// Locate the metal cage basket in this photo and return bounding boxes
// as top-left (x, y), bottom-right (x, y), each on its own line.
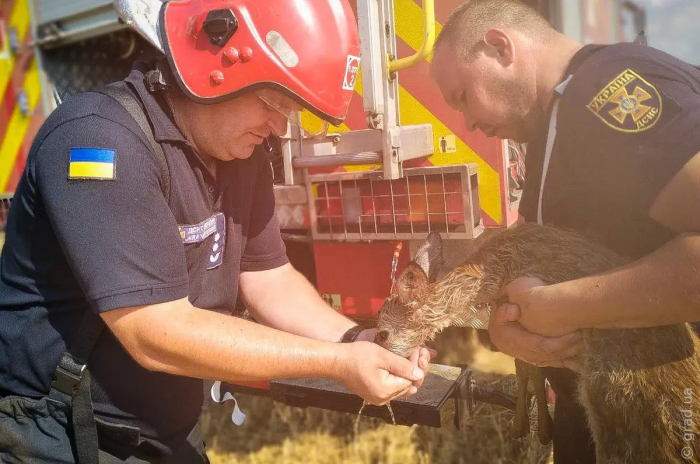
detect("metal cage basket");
top-left (307, 164), bottom-right (483, 241)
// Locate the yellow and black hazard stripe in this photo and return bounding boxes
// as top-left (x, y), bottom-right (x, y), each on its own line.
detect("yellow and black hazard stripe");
top-left (329, 0), bottom-right (506, 225)
top-left (0, 0), bottom-right (43, 193)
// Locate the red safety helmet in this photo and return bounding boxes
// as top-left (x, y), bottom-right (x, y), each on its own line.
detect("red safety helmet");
top-left (159, 0), bottom-right (360, 126)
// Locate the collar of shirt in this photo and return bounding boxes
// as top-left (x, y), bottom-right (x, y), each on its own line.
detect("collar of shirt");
top-left (123, 60), bottom-right (269, 191)
top-left (520, 44), bottom-right (607, 222)
top-left (124, 61), bottom-right (243, 189)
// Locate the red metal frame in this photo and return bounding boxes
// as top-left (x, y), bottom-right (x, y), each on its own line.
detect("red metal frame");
top-left (313, 240), bottom-right (410, 320)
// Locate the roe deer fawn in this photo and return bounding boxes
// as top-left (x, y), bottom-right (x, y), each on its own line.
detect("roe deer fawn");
top-left (376, 224), bottom-right (700, 464)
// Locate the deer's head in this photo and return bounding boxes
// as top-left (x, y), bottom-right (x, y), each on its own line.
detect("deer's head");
top-left (375, 232), bottom-right (444, 358)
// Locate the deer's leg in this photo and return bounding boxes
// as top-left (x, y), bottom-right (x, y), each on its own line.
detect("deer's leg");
top-left (530, 365), bottom-right (554, 445)
top-left (513, 359), bottom-right (531, 439)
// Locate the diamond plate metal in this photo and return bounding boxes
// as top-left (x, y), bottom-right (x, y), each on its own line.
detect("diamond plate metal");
top-left (276, 204), bottom-right (308, 230)
top-left (274, 185), bottom-right (308, 229)
top-left (40, 30), bottom-right (161, 104)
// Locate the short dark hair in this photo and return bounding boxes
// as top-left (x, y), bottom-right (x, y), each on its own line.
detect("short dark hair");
top-left (434, 0), bottom-right (554, 59)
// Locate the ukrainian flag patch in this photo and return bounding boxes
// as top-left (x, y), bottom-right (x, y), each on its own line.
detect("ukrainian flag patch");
top-left (68, 148), bottom-right (116, 180)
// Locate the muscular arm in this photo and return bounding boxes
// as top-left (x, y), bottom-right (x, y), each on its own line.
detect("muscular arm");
top-left (101, 297), bottom-right (424, 405)
top-left (239, 263), bottom-right (369, 342)
top-left (512, 151), bottom-right (700, 335)
top-left (531, 233), bottom-right (700, 331)
top-left (101, 297), bottom-right (346, 382)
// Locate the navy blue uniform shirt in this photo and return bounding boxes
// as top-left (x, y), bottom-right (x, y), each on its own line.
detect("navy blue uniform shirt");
top-left (0, 61), bottom-right (288, 452)
top-left (519, 42), bottom-right (700, 464)
top-left (521, 43), bottom-right (700, 258)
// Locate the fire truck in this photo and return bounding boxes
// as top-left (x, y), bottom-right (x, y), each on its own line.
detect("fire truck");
top-left (0, 0), bottom-right (646, 427)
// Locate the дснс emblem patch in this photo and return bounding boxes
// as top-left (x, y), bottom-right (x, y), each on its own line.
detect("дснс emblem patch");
top-left (586, 69), bottom-right (662, 133)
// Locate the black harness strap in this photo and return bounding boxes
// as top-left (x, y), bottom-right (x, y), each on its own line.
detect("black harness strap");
top-left (99, 85), bottom-right (171, 202)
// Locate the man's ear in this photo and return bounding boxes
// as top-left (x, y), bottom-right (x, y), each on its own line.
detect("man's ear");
top-left (483, 28), bottom-right (514, 66)
top-left (413, 231), bottom-right (444, 284)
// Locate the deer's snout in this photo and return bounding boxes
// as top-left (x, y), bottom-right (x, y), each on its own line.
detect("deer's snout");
top-left (374, 330), bottom-right (389, 345)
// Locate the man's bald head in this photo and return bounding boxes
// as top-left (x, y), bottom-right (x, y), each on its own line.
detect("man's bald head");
top-left (429, 1), bottom-right (581, 143)
top-left (434, 0), bottom-right (555, 60)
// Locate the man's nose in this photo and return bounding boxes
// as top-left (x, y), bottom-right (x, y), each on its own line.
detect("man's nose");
top-left (462, 112), bottom-right (478, 132)
top-left (268, 112), bottom-right (288, 136)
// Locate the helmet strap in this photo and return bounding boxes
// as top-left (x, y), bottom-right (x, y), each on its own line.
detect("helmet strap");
top-left (144, 59), bottom-right (172, 93)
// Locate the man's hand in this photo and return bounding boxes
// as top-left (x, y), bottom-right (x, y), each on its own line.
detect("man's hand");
top-left (354, 328), bottom-right (433, 399)
top-left (394, 345), bottom-right (432, 399)
top-left (500, 277), bottom-right (579, 337)
top-left (336, 341), bottom-right (427, 405)
top-left (488, 302), bottom-right (584, 372)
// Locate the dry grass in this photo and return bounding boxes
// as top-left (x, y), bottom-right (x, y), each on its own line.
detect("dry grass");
top-left (203, 327), bottom-right (552, 464)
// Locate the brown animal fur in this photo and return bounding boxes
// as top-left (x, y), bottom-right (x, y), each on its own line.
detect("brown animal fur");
top-left (376, 223), bottom-right (700, 464)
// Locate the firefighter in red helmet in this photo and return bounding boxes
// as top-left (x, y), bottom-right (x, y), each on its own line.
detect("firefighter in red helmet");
top-left (161, 0), bottom-right (360, 126)
top-left (0, 1), bottom-right (431, 462)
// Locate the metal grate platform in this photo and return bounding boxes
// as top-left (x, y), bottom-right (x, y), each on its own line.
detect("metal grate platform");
top-left (269, 363), bottom-right (470, 428)
top-left (227, 362), bottom-right (518, 429)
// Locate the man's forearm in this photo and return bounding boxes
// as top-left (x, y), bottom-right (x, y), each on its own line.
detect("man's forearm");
top-left (104, 298), bottom-right (348, 383)
top-left (240, 264), bottom-right (358, 342)
top-left (539, 233), bottom-right (700, 330)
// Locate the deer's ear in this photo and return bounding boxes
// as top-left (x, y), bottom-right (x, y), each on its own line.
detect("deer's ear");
top-left (396, 262), bottom-right (430, 305)
top-left (413, 232), bottom-right (444, 283)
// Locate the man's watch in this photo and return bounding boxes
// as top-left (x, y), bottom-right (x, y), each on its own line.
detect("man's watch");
top-left (340, 325), bottom-right (364, 343)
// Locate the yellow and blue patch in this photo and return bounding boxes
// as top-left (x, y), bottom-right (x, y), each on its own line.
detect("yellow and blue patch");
top-left (586, 69), bottom-right (662, 133)
top-left (68, 148), bottom-right (116, 180)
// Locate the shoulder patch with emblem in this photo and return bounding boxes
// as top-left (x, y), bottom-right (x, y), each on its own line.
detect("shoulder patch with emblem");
top-left (69, 148), bottom-right (116, 180)
top-left (586, 69), bottom-right (662, 133)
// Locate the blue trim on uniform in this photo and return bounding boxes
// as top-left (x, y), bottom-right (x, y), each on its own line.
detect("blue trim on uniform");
top-left (69, 148), bottom-right (116, 164)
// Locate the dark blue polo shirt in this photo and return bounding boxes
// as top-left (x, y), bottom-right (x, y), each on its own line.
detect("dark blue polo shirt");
top-left (518, 44), bottom-right (700, 464)
top-left (521, 43), bottom-right (700, 258)
top-left (0, 61), bottom-right (288, 453)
